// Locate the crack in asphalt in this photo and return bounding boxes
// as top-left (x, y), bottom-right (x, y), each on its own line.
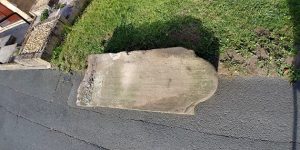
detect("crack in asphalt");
top-left (0, 81), bottom-right (298, 146)
top-left (130, 119), bottom-right (299, 145)
top-left (0, 105), bottom-right (109, 150)
top-left (54, 73), bottom-right (63, 92)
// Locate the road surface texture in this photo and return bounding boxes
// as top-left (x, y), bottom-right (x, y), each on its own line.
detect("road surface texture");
top-left (0, 69), bottom-right (300, 150)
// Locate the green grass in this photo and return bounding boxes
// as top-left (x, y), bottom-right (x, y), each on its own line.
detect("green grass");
top-left (53, 0), bottom-right (297, 74)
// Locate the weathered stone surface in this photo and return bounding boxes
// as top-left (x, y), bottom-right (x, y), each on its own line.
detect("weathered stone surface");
top-left (77, 47), bottom-right (218, 115)
top-left (0, 44), bottom-right (17, 64)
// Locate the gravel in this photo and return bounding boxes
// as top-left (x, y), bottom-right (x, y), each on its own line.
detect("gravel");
top-left (22, 20), bottom-right (56, 53)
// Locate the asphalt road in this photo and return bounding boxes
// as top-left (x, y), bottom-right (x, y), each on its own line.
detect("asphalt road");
top-left (0, 69), bottom-right (299, 150)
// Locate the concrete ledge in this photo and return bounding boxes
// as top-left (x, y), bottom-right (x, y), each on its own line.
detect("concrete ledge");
top-left (0, 58), bottom-right (51, 70)
top-left (0, 64), bottom-right (50, 70)
top-left (76, 47), bottom-right (218, 115)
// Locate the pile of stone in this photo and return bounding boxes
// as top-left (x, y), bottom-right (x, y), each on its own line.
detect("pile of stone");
top-left (22, 20), bottom-right (56, 54)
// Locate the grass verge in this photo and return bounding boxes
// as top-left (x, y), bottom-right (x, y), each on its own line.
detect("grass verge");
top-left (53, 0), bottom-right (297, 79)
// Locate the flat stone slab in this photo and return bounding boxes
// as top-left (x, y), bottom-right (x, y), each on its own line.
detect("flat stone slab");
top-left (77, 47), bottom-right (218, 115)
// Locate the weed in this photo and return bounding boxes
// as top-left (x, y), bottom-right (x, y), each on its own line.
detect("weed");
top-left (40, 9), bottom-right (49, 22)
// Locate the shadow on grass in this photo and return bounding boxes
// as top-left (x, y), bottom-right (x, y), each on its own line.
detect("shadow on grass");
top-left (288, 0), bottom-right (300, 149)
top-left (103, 16), bottom-right (220, 69)
top-left (288, 0), bottom-right (300, 78)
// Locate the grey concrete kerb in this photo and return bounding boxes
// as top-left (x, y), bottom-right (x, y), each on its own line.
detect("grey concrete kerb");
top-left (0, 58), bottom-right (51, 70)
top-left (76, 47), bottom-right (218, 115)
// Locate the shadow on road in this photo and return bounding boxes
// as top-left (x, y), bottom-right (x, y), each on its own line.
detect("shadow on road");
top-left (103, 16), bottom-right (220, 70)
top-left (293, 82), bottom-right (299, 150)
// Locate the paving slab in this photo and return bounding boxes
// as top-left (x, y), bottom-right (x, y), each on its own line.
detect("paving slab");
top-left (0, 35), bottom-right (16, 48)
top-left (0, 43), bottom-right (17, 64)
top-left (77, 47), bottom-right (218, 115)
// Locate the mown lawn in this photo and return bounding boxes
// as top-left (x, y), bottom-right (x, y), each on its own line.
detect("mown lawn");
top-left (53, 0), bottom-right (298, 77)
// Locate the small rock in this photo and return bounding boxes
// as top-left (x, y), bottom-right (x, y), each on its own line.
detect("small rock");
top-left (247, 56), bottom-right (258, 65)
top-left (233, 71), bottom-right (239, 76)
top-left (283, 68), bottom-right (290, 76)
top-left (218, 63), bottom-right (230, 75)
top-left (233, 53), bottom-right (244, 63)
top-left (285, 56), bottom-right (294, 65)
top-left (219, 53), bottom-right (230, 62)
top-left (257, 67), bottom-right (268, 76)
top-left (246, 56), bottom-right (258, 74)
top-left (225, 50), bottom-right (234, 59)
top-left (256, 46), bottom-right (269, 60)
top-left (254, 27), bottom-right (271, 37)
top-left (226, 50), bottom-right (244, 63)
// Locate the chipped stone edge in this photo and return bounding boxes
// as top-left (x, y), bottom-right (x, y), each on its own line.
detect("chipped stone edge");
top-left (76, 56), bottom-right (97, 107)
